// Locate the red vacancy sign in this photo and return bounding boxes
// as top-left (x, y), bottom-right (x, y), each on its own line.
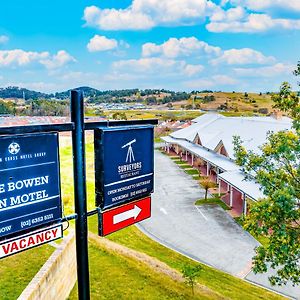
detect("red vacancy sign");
top-left (99, 196), bottom-right (151, 236)
top-left (0, 223), bottom-right (63, 259)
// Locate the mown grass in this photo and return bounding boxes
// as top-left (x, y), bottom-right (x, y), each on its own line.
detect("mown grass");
top-left (170, 156), bottom-right (180, 160)
top-left (195, 197), bottom-right (231, 211)
top-left (68, 240), bottom-right (220, 300)
top-left (174, 160), bottom-right (189, 165)
top-left (0, 244), bottom-right (54, 300)
top-left (185, 169), bottom-right (200, 175)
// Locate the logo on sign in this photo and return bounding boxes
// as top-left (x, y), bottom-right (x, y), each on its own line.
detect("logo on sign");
top-left (8, 142), bottom-right (20, 155)
top-left (122, 139), bottom-right (136, 163)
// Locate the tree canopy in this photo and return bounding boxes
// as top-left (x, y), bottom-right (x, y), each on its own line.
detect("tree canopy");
top-left (233, 62), bottom-right (300, 286)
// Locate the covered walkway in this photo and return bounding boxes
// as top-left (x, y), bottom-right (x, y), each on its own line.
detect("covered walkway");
top-left (162, 136), bottom-right (264, 216)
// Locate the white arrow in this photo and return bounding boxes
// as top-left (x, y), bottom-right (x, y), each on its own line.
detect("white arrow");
top-left (113, 205), bottom-right (142, 225)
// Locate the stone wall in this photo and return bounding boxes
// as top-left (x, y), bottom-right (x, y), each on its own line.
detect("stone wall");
top-left (18, 231), bottom-right (77, 300)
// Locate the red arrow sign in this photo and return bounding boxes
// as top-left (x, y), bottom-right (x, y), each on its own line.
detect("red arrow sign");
top-left (100, 196), bottom-right (151, 236)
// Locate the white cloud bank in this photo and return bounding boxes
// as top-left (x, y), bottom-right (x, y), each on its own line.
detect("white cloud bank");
top-left (83, 0), bottom-right (300, 33)
top-left (142, 37), bottom-right (221, 58)
top-left (87, 35), bottom-right (118, 52)
top-left (113, 57), bottom-right (203, 77)
top-left (207, 13), bottom-right (300, 33)
top-left (234, 63), bottom-right (294, 77)
top-left (225, 0), bottom-right (300, 12)
top-left (0, 49), bottom-right (75, 69)
top-left (210, 48), bottom-right (275, 65)
top-left (83, 0), bottom-right (216, 30)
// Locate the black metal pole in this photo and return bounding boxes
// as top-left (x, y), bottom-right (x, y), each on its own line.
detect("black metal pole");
top-left (71, 90), bottom-right (90, 300)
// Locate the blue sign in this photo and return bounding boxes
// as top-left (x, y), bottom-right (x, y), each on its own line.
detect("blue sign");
top-left (0, 133), bottom-right (62, 239)
top-left (95, 126), bottom-right (154, 210)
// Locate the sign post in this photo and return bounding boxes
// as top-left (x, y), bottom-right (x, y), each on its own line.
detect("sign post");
top-left (71, 90), bottom-right (90, 300)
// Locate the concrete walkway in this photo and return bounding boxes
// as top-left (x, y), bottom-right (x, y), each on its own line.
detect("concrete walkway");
top-left (139, 151), bottom-right (300, 299)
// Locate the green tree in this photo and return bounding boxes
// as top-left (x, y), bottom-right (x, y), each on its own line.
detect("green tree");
top-left (233, 63), bottom-right (300, 286)
top-left (200, 179), bottom-right (215, 201)
top-left (181, 265), bottom-right (202, 295)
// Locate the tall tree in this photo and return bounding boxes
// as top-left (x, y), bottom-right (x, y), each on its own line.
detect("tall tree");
top-left (233, 63), bottom-right (300, 286)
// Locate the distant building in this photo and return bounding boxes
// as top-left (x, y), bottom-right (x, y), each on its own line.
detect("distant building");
top-left (162, 113), bottom-right (292, 216)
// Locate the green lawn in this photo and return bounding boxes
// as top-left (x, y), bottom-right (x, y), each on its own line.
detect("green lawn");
top-left (0, 244), bottom-right (54, 300)
top-left (173, 160), bottom-right (188, 165)
top-left (195, 197), bottom-right (231, 211)
top-left (68, 240), bottom-right (220, 300)
top-left (185, 168), bottom-right (200, 175)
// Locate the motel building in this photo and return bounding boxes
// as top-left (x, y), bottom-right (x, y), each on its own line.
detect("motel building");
top-left (161, 113), bottom-right (292, 216)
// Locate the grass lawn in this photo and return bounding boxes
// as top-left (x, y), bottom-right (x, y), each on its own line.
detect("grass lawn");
top-left (0, 244), bottom-right (55, 300)
top-left (170, 156), bottom-right (180, 160)
top-left (173, 160), bottom-right (189, 165)
top-left (178, 164), bottom-right (192, 169)
top-left (195, 197), bottom-right (231, 211)
top-left (185, 168), bottom-right (200, 175)
top-left (68, 240), bottom-right (219, 300)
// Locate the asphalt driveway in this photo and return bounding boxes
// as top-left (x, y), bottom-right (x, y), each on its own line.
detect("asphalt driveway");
top-left (138, 150), bottom-right (300, 299)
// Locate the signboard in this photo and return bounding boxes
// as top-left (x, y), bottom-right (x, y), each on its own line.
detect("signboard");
top-left (0, 223), bottom-right (63, 259)
top-left (0, 133), bottom-right (62, 239)
top-left (95, 126), bottom-right (154, 210)
top-left (99, 196), bottom-right (151, 236)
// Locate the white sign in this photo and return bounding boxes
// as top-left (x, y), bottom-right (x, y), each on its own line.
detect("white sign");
top-left (0, 223), bottom-right (62, 259)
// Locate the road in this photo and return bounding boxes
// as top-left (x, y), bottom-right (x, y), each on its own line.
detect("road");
top-left (139, 150), bottom-right (300, 299)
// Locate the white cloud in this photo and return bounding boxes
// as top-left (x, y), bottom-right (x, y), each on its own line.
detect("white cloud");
top-left (0, 49), bottom-right (76, 69)
top-left (83, 0), bottom-right (217, 30)
top-left (83, 5), bottom-right (154, 30)
top-left (184, 74), bottom-right (238, 89)
top-left (142, 37), bottom-right (221, 58)
top-left (0, 35), bottom-right (9, 44)
top-left (40, 50), bottom-right (76, 69)
top-left (113, 57), bottom-right (203, 77)
top-left (0, 49), bottom-right (49, 67)
top-left (212, 74), bottom-right (238, 85)
top-left (183, 64), bottom-right (204, 76)
top-left (87, 35), bottom-right (118, 52)
top-left (228, 0), bottom-right (300, 12)
top-left (234, 63), bottom-right (294, 77)
top-left (210, 48), bottom-right (275, 65)
top-left (210, 6), bottom-right (246, 22)
top-left (207, 12), bottom-right (300, 33)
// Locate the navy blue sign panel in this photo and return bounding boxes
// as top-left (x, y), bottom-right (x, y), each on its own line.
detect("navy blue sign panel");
top-left (0, 133), bottom-right (62, 239)
top-left (95, 126), bottom-right (154, 210)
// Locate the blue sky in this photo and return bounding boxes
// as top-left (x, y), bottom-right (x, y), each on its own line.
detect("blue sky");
top-left (0, 0), bottom-right (299, 93)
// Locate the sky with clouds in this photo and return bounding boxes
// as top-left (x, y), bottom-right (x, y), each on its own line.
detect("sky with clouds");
top-left (0, 0), bottom-right (299, 93)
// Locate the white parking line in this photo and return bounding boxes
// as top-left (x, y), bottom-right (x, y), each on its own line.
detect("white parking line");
top-left (195, 206), bottom-right (208, 221)
top-left (160, 207), bottom-right (168, 215)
